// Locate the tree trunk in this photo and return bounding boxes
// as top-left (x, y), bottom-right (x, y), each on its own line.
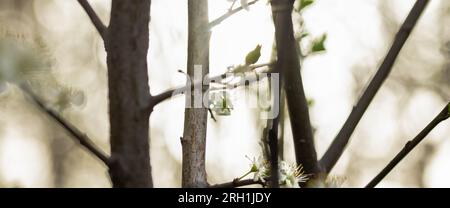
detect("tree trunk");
top-left (106, 0), bottom-right (153, 188)
top-left (271, 0), bottom-right (320, 176)
top-left (181, 0), bottom-right (210, 188)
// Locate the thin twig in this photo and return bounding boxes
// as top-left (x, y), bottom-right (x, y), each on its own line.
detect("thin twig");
top-left (319, 0), bottom-right (430, 173)
top-left (366, 102), bottom-right (449, 188)
top-left (229, 0), bottom-right (238, 11)
top-left (20, 85), bottom-right (110, 166)
top-left (208, 108), bottom-right (217, 122)
top-left (210, 179), bottom-right (265, 188)
top-left (149, 63), bottom-right (273, 109)
top-left (77, 0), bottom-right (107, 39)
top-left (208, 0), bottom-right (260, 29)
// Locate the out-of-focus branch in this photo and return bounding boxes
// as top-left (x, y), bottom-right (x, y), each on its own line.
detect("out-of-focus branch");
top-left (210, 179), bottom-right (265, 188)
top-left (20, 85), bottom-right (110, 166)
top-left (320, 0), bottom-right (430, 173)
top-left (366, 102), bottom-right (450, 188)
top-left (208, 0), bottom-right (260, 29)
top-left (77, 0), bottom-right (107, 39)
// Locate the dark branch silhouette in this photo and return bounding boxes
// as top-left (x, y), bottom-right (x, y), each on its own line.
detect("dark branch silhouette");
top-left (267, 115), bottom-right (280, 188)
top-left (320, 0), bottom-right (430, 173)
top-left (366, 102), bottom-right (450, 188)
top-left (107, 0), bottom-right (153, 188)
top-left (271, 0), bottom-right (320, 177)
top-left (209, 0), bottom-right (260, 29)
top-left (77, 0), bottom-right (108, 39)
top-left (210, 179), bottom-right (265, 188)
top-left (20, 85), bottom-right (110, 166)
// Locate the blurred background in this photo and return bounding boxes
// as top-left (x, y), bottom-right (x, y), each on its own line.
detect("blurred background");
top-left (0, 0), bottom-right (448, 188)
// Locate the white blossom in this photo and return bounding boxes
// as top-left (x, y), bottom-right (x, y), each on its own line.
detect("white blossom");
top-left (248, 156), bottom-right (270, 182)
top-left (278, 161), bottom-right (309, 188)
top-left (209, 91), bottom-right (233, 116)
top-left (246, 156), bottom-right (309, 187)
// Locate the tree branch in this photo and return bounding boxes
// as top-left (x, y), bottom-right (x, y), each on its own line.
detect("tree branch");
top-left (268, 111), bottom-right (280, 188)
top-left (182, 0), bottom-right (211, 188)
top-left (366, 102), bottom-right (450, 188)
top-left (266, 58), bottom-right (280, 188)
top-left (271, 0), bottom-right (320, 177)
top-left (77, 0), bottom-right (107, 39)
top-left (278, 89), bottom-right (286, 160)
top-left (228, 0), bottom-right (238, 11)
top-left (149, 63), bottom-right (273, 109)
top-left (320, 0), bottom-right (430, 173)
top-left (208, 0), bottom-right (260, 29)
top-left (107, 0), bottom-right (153, 188)
top-left (210, 179), bottom-right (265, 188)
top-left (20, 85), bottom-right (110, 166)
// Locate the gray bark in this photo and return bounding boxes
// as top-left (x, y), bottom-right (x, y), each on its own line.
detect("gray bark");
top-left (106, 0), bottom-right (153, 188)
top-left (182, 0), bottom-right (210, 188)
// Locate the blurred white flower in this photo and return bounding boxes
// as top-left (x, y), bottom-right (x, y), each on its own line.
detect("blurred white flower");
top-left (244, 156), bottom-right (309, 187)
top-left (250, 156), bottom-right (270, 182)
top-left (209, 91), bottom-right (233, 116)
top-left (278, 161), bottom-right (309, 188)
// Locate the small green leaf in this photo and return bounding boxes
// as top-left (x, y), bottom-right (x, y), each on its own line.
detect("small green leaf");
top-left (307, 98), bottom-right (315, 107)
top-left (447, 103), bottom-right (450, 116)
top-left (299, 0), bottom-right (315, 11)
top-left (245, 44), bottom-right (262, 66)
top-left (311, 33), bottom-right (327, 53)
